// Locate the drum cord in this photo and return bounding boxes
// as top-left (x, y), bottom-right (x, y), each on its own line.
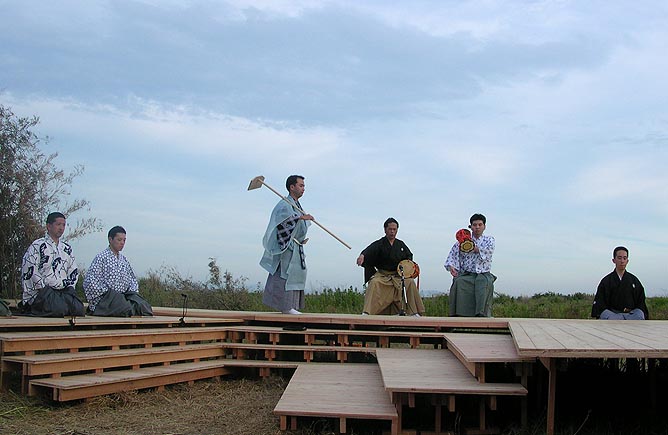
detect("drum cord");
top-left (397, 263), bottom-right (420, 316)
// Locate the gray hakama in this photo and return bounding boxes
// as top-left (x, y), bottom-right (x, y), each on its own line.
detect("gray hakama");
top-left (91, 290), bottom-right (153, 317)
top-left (21, 286), bottom-right (85, 317)
top-left (262, 270), bottom-right (305, 312)
top-left (448, 271), bottom-right (496, 317)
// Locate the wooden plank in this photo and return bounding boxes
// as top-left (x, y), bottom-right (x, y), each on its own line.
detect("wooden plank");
top-left (509, 319), bottom-right (668, 358)
top-left (222, 325), bottom-right (447, 339)
top-left (215, 360), bottom-right (301, 369)
top-left (251, 312), bottom-right (509, 330)
top-left (219, 342), bottom-right (376, 363)
top-left (29, 360), bottom-right (234, 401)
top-left (546, 358), bottom-right (556, 435)
top-left (0, 327), bottom-right (229, 353)
top-left (548, 321), bottom-right (653, 352)
top-left (507, 320), bottom-right (536, 352)
top-left (444, 333), bottom-right (534, 363)
top-left (581, 321), bottom-right (667, 349)
top-left (3, 343), bottom-right (225, 376)
top-left (0, 306), bottom-right (511, 333)
top-left (0, 315), bottom-right (240, 330)
top-left (376, 349), bottom-right (527, 396)
top-left (274, 364), bottom-right (398, 419)
top-left (219, 342), bottom-right (376, 353)
top-left (222, 325), bottom-right (447, 349)
top-left (510, 320), bottom-right (568, 353)
top-left (152, 307), bottom-right (509, 330)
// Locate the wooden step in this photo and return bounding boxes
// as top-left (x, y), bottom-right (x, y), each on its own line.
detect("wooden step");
top-left (214, 359), bottom-right (302, 378)
top-left (219, 342), bottom-right (376, 362)
top-left (0, 315), bottom-right (240, 331)
top-left (274, 363), bottom-right (398, 435)
top-left (151, 306), bottom-right (511, 330)
top-left (223, 325), bottom-right (446, 348)
top-left (376, 348), bottom-right (527, 434)
top-left (29, 360), bottom-right (233, 401)
top-left (444, 332), bottom-right (535, 381)
top-left (27, 359), bottom-right (304, 402)
top-left (376, 348), bottom-right (527, 396)
top-left (0, 326), bottom-right (229, 354)
top-left (3, 343), bottom-right (225, 377)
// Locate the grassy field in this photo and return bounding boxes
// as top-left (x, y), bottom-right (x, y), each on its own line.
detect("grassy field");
top-left (3, 270), bottom-right (667, 435)
top-left (135, 270), bottom-right (668, 319)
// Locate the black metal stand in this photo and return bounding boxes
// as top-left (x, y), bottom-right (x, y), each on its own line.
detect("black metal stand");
top-left (398, 265), bottom-right (408, 316)
top-left (178, 293), bottom-right (188, 326)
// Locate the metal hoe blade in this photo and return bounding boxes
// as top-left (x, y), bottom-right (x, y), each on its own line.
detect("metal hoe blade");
top-left (247, 175), bottom-right (265, 190)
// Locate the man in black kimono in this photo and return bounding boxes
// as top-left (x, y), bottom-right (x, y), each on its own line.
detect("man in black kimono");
top-left (591, 246), bottom-right (648, 320)
top-left (356, 218), bottom-right (424, 316)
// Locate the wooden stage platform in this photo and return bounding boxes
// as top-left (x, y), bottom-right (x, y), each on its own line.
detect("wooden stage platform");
top-left (275, 364), bottom-right (399, 434)
top-left (2, 309), bottom-right (667, 435)
top-left (0, 315), bottom-right (241, 331)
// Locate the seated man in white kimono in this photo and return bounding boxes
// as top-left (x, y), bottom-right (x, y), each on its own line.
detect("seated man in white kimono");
top-left (20, 212), bottom-right (84, 317)
top-left (84, 226), bottom-right (152, 317)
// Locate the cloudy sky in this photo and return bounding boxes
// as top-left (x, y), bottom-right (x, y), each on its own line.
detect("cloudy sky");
top-left (2, 0), bottom-right (667, 297)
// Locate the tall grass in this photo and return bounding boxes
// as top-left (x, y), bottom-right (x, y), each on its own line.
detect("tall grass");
top-left (139, 265), bottom-right (268, 312)
top-left (137, 266), bottom-right (668, 319)
top-left (305, 287), bottom-right (364, 314)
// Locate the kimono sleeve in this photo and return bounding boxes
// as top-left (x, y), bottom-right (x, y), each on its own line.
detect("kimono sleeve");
top-left (444, 243), bottom-right (460, 272)
top-left (21, 243), bottom-right (44, 297)
top-left (591, 277), bottom-right (610, 318)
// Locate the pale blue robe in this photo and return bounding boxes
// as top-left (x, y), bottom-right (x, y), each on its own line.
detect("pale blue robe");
top-left (260, 196), bottom-right (310, 311)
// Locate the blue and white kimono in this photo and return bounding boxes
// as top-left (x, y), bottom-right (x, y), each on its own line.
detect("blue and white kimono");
top-left (260, 195), bottom-right (311, 295)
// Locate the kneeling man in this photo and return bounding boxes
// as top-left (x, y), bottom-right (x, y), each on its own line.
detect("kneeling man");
top-left (356, 218), bottom-right (424, 316)
top-left (21, 212), bottom-right (84, 317)
top-left (591, 246), bottom-right (648, 320)
top-left (84, 226), bottom-right (153, 316)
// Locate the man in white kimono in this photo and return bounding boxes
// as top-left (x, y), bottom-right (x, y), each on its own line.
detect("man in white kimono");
top-left (20, 212), bottom-right (84, 317)
top-left (260, 175), bottom-right (313, 314)
top-left (84, 226), bottom-right (153, 317)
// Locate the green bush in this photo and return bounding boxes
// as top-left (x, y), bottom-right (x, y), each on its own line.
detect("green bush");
top-left (137, 263), bottom-right (667, 320)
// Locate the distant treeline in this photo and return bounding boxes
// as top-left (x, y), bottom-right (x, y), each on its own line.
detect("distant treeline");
top-left (134, 266), bottom-right (668, 320)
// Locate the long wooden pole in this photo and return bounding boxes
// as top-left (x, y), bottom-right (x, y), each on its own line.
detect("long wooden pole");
top-left (252, 177), bottom-right (351, 250)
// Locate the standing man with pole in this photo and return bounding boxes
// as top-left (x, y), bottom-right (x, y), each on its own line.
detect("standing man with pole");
top-left (259, 175), bottom-right (314, 314)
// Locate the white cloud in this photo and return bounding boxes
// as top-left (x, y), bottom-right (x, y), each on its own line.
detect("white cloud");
top-left (5, 95), bottom-right (346, 166)
top-left (3, 1), bottom-right (668, 298)
top-left (569, 156), bottom-right (668, 205)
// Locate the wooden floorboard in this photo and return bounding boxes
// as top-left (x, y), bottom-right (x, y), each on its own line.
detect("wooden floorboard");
top-left (509, 319), bottom-right (668, 358)
top-left (444, 332), bottom-right (534, 363)
top-left (0, 315), bottom-right (240, 330)
top-left (152, 307), bottom-right (510, 330)
top-left (376, 348), bottom-right (527, 396)
top-left (223, 324), bottom-right (447, 339)
top-left (0, 327), bottom-right (229, 353)
top-left (274, 363), bottom-right (397, 419)
top-left (3, 343), bottom-right (225, 376)
top-left (29, 360), bottom-right (232, 401)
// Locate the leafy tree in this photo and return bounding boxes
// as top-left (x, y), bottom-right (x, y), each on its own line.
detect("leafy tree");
top-left (208, 257), bottom-right (222, 288)
top-left (0, 104), bottom-right (100, 299)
